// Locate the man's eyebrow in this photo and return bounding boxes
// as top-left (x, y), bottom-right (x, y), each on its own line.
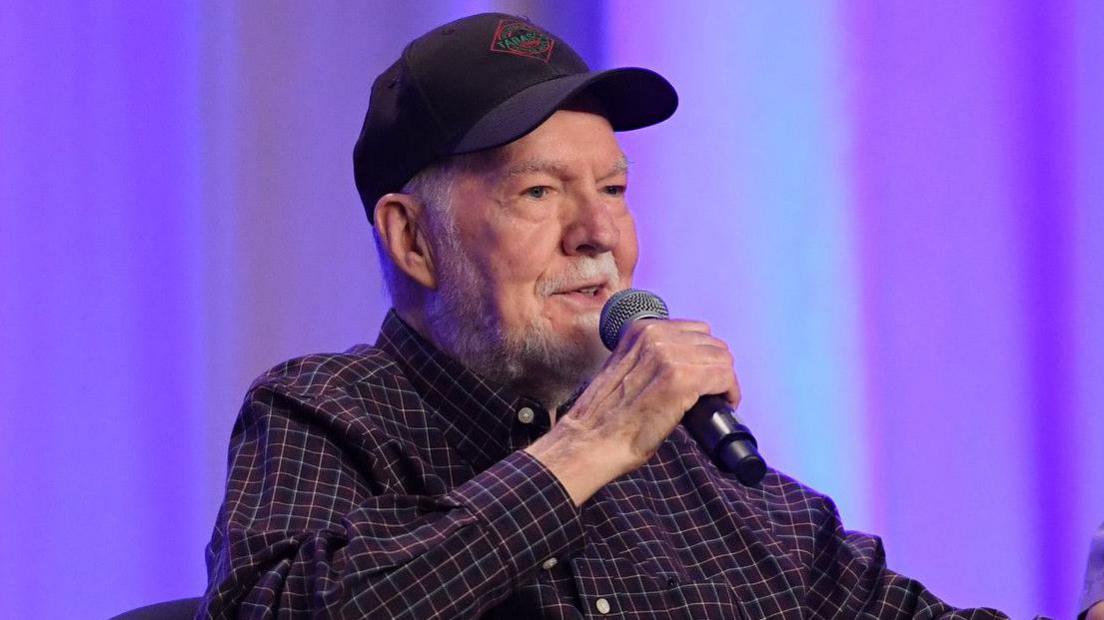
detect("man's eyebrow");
top-left (604, 157), bottom-right (630, 178)
top-left (503, 156), bottom-right (630, 179)
top-left (503, 159), bottom-right (571, 178)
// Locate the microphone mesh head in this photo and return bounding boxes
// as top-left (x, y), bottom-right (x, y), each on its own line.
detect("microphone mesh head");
top-left (599, 289), bottom-right (669, 351)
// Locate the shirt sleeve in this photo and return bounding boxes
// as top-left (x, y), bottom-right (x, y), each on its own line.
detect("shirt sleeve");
top-left (198, 384), bottom-right (586, 619)
top-left (1080, 523), bottom-right (1104, 619)
top-left (800, 494), bottom-right (1010, 619)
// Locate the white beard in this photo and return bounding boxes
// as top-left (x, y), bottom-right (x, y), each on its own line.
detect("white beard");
top-left (423, 230), bottom-right (618, 410)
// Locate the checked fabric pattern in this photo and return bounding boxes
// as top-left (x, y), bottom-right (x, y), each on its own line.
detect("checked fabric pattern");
top-left (198, 310), bottom-right (1009, 619)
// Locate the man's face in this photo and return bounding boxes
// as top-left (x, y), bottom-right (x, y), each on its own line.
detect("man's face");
top-left (423, 108), bottom-right (638, 407)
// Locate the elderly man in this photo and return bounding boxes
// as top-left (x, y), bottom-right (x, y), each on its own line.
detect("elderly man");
top-left (200, 13), bottom-right (1010, 619)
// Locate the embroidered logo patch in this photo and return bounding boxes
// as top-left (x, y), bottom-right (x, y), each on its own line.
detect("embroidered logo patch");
top-left (489, 19), bottom-right (555, 62)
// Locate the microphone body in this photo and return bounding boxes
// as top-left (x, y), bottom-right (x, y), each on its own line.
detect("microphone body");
top-left (599, 289), bottom-right (767, 486)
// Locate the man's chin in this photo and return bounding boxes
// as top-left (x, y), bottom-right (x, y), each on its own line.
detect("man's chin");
top-left (501, 323), bottom-right (606, 405)
top-left (428, 303), bottom-right (608, 407)
top-left (550, 309), bottom-right (602, 343)
top-left (549, 319), bottom-right (607, 365)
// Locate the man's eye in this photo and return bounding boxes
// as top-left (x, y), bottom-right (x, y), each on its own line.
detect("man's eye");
top-left (525, 186), bottom-right (549, 199)
top-left (603, 185), bottom-right (626, 197)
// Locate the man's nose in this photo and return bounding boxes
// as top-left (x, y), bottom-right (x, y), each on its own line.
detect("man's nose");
top-left (562, 190), bottom-right (620, 256)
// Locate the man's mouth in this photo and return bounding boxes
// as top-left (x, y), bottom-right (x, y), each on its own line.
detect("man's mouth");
top-left (539, 256), bottom-right (622, 305)
top-left (551, 282), bottom-right (612, 306)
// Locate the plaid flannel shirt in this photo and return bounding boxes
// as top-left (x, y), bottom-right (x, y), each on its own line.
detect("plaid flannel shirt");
top-left (199, 310), bottom-right (1009, 619)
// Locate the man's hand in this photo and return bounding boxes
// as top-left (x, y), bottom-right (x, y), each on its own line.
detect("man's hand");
top-left (524, 318), bottom-right (740, 506)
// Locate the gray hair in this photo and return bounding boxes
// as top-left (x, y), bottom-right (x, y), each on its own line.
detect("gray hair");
top-left (371, 150), bottom-right (498, 303)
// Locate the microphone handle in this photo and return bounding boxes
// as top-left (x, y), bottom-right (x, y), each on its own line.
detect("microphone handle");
top-left (684, 395), bottom-right (767, 486)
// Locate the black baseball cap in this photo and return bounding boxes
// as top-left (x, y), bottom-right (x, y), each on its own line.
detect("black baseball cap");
top-left (353, 12), bottom-right (678, 223)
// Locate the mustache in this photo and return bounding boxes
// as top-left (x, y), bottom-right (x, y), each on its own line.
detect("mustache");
top-left (536, 255), bottom-right (621, 297)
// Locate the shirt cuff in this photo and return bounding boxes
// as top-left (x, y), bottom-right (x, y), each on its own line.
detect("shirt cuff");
top-left (447, 450), bottom-right (586, 581)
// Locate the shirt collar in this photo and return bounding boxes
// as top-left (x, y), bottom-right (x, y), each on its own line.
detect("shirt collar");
top-left (375, 309), bottom-right (553, 473)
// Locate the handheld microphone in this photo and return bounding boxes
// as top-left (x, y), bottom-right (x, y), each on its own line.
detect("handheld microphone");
top-left (599, 289), bottom-right (767, 486)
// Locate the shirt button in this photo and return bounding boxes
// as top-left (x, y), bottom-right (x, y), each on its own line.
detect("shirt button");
top-left (595, 598), bottom-right (611, 614)
top-left (540, 557), bottom-right (558, 570)
top-left (516, 406), bottom-right (535, 424)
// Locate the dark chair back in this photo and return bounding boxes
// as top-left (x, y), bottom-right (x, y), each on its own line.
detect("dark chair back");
top-left (110, 597), bottom-right (202, 620)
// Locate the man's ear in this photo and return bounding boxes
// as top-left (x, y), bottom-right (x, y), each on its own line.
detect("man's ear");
top-left (373, 193), bottom-right (438, 290)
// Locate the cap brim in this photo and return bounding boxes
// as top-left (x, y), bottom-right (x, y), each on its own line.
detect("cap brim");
top-left (452, 67), bottom-right (677, 153)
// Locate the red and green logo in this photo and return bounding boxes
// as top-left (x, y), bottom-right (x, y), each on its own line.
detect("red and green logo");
top-left (489, 19), bottom-right (555, 62)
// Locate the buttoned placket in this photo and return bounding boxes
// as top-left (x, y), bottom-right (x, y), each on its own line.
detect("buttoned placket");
top-left (511, 399), bottom-right (552, 449)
